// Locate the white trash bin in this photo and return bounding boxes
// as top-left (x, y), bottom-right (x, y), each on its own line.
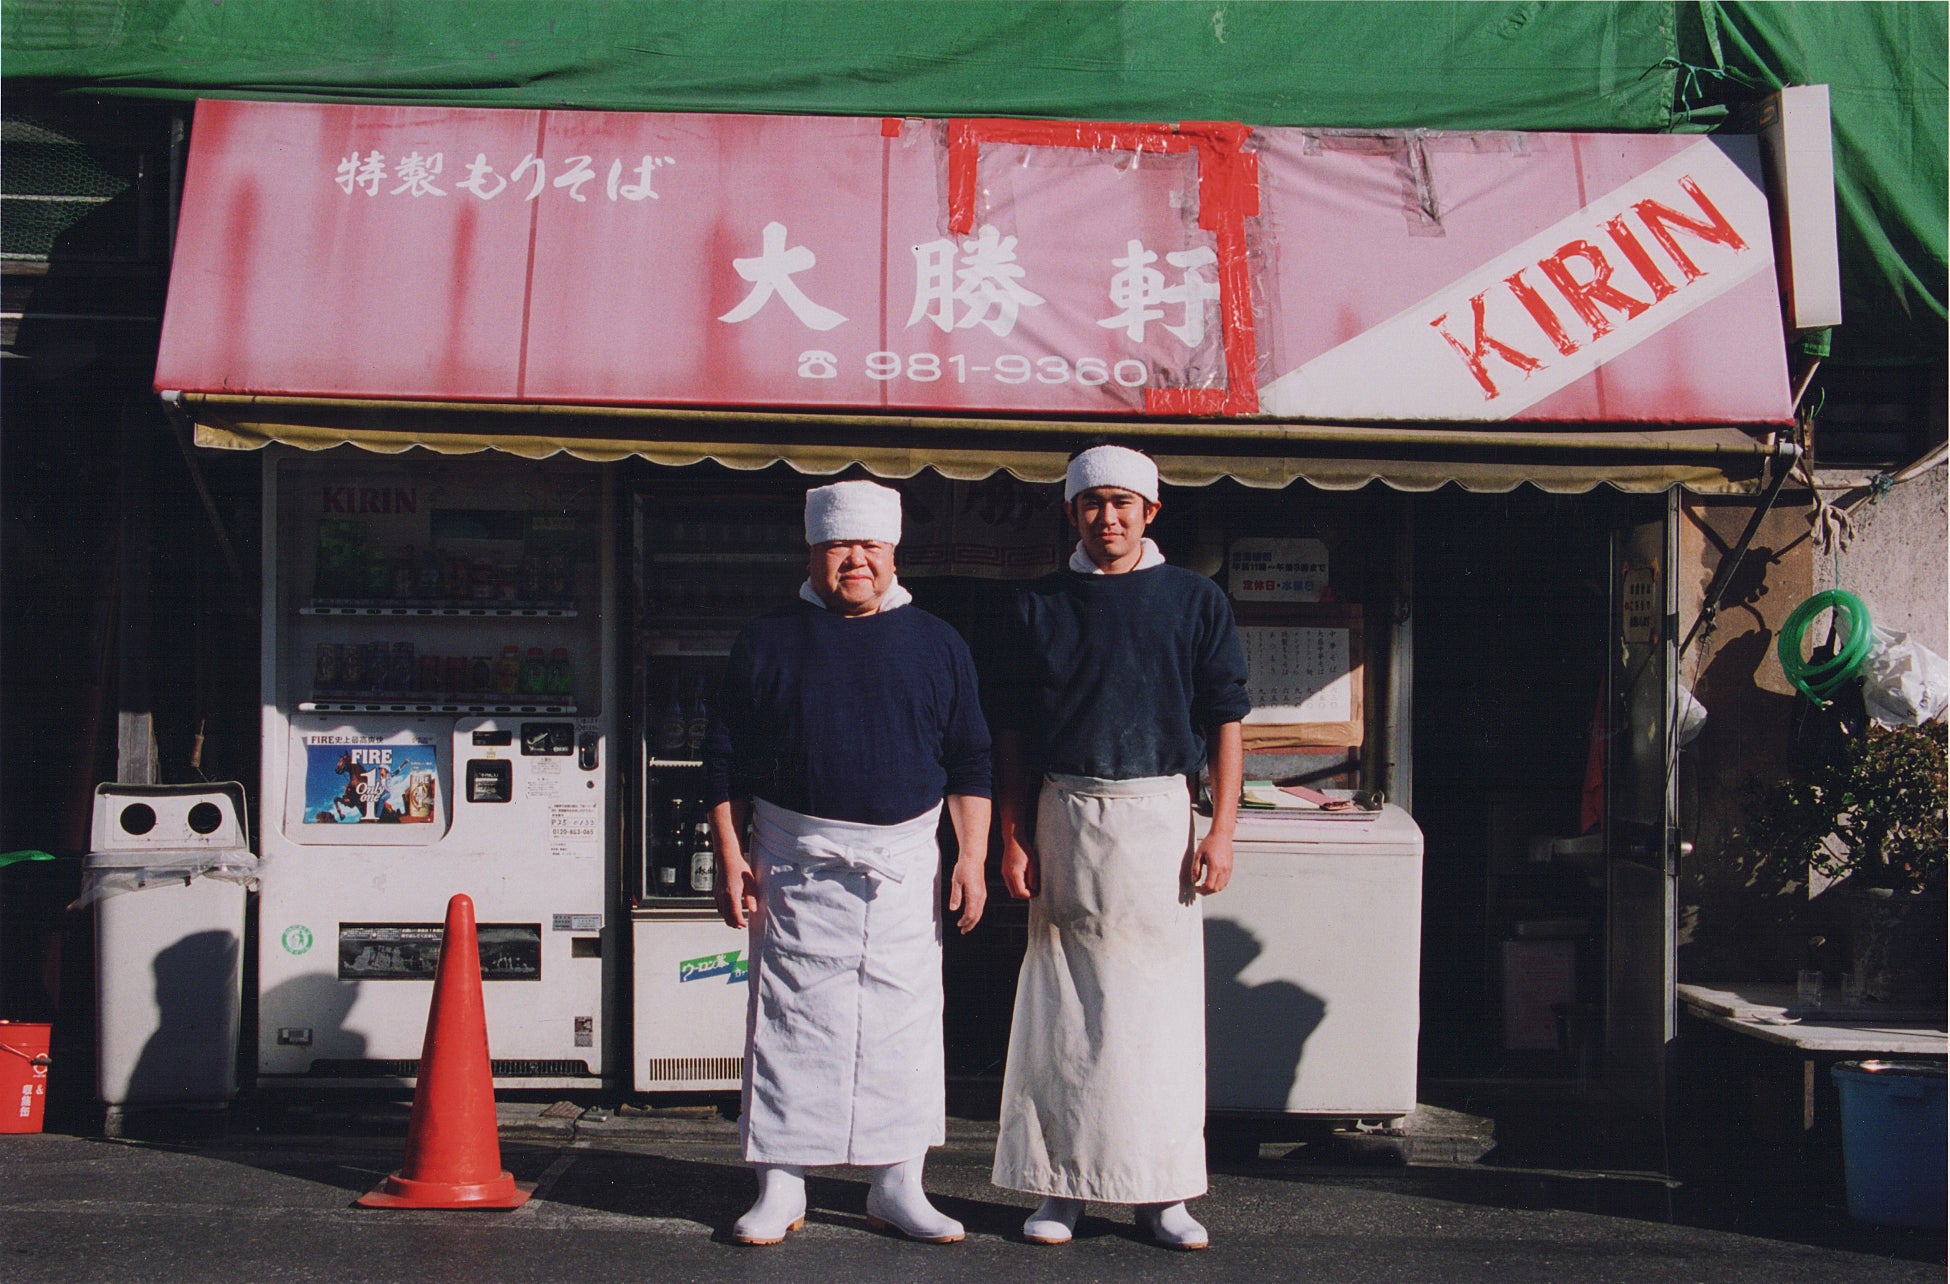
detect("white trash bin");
top-left (81, 784), bottom-right (256, 1108)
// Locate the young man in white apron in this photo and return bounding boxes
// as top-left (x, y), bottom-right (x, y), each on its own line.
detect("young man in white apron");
top-left (704, 480), bottom-right (993, 1246)
top-left (991, 444), bottom-right (1249, 1250)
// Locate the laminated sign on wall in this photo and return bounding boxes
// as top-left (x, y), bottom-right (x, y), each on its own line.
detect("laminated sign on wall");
top-left (1237, 605), bottom-right (1365, 749)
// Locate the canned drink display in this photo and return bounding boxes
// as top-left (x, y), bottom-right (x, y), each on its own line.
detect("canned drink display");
top-left (338, 641), bottom-right (364, 690)
top-left (389, 641), bottom-right (415, 691)
top-left (362, 641), bottom-right (389, 691)
top-left (313, 642), bottom-right (340, 691)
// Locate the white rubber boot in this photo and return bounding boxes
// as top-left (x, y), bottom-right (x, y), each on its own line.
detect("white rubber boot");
top-left (1022, 1195), bottom-right (1083, 1245)
top-left (864, 1156), bottom-right (964, 1243)
top-left (1136, 1201), bottom-right (1209, 1250)
top-left (732, 1164), bottom-right (807, 1245)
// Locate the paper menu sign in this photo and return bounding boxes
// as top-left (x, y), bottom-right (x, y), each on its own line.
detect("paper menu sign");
top-left (1239, 626), bottom-right (1353, 724)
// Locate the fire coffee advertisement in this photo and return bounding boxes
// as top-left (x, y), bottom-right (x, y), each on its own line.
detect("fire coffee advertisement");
top-left (302, 741), bottom-right (439, 824)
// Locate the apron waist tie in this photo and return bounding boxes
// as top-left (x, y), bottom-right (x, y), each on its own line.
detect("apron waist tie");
top-left (752, 797), bottom-right (942, 885)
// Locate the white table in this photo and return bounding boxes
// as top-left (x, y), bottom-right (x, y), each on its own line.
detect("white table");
top-left (1678, 982), bottom-right (1947, 1131)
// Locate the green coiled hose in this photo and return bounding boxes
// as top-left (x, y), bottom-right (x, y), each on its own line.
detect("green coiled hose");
top-left (1777, 590), bottom-right (1874, 704)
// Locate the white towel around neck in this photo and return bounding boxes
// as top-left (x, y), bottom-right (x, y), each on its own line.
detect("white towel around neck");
top-left (1068, 538), bottom-right (1166, 574)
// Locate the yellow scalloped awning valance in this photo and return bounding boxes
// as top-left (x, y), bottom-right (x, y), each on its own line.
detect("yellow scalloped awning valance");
top-left (177, 393), bottom-right (1785, 495)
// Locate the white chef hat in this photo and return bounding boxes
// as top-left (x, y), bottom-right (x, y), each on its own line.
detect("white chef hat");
top-left (1064, 444), bottom-right (1159, 502)
top-left (804, 480), bottom-right (902, 546)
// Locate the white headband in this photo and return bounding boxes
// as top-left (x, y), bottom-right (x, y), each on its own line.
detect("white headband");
top-left (804, 480), bottom-right (902, 546)
top-left (1065, 445), bottom-right (1159, 502)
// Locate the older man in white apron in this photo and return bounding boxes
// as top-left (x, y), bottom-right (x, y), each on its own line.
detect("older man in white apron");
top-left (704, 480), bottom-right (992, 1246)
top-left (991, 445), bottom-right (1249, 1250)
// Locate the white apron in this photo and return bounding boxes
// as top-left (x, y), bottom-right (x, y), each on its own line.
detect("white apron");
top-left (741, 797), bottom-right (947, 1166)
top-left (992, 774), bottom-right (1207, 1203)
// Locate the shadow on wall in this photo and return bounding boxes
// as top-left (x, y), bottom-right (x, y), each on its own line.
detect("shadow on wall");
top-left (1680, 615), bottom-right (1817, 981)
top-left (1204, 918), bottom-right (1323, 1111)
top-left (257, 969), bottom-right (368, 1069)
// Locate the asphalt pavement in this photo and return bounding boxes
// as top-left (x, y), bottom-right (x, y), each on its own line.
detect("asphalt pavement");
top-left (2, 1099), bottom-right (1942, 1283)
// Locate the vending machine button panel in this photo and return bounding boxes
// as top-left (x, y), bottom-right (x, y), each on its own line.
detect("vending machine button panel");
top-left (521, 722), bottom-right (575, 756)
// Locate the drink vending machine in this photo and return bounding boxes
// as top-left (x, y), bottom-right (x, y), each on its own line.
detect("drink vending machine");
top-left (257, 452), bottom-right (616, 1087)
top-left (629, 483), bottom-right (805, 1092)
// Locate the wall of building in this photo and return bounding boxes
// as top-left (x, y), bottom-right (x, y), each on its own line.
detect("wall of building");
top-left (1675, 489), bottom-right (1819, 982)
top-left (1677, 450), bottom-right (1950, 984)
top-left (1811, 462), bottom-right (1949, 654)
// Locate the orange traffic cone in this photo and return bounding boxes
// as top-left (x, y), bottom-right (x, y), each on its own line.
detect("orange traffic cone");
top-left (359, 894), bottom-right (531, 1209)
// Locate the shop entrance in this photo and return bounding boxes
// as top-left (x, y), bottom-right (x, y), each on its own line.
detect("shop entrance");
top-left (1411, 485), bottom-right (1672, 1086)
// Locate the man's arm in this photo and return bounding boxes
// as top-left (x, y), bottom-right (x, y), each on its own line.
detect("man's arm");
top-left (710, 799), bottom-right (757, 929)
top-left (996, 728), bottom-right (1039, 898)
top-left (944, 793), bottom-right (992, 933)
top-left (1190, 720), bottom-right (1241, 895)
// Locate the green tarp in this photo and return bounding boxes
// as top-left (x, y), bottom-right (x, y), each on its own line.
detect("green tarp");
top-left (1, 2), bottom-right (1681, 128)
top-left (3, 0), bottom-right (1943, 366)
top-left (1683, 2), bottom-right (1947, 366)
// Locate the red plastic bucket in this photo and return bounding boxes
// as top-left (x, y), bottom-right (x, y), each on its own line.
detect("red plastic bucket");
top-left (0, 1021), bottom-right (52, 1133)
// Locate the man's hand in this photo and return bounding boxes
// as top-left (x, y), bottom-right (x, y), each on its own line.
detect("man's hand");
top-left (947, 854), bottom-right (988, 933)
top-left (1189, 829), bottom-right (1233, 896)
top-left (1000, 834), bottom-right (1039, 899)
top-left (944, 793), bottom-right (992, 929)
top-left (716, 853), bottom-right (759, 929)
top-left (1191, 721), bottom-right (1242, 897)
top-left (709, 800), bottom-right (758, 929)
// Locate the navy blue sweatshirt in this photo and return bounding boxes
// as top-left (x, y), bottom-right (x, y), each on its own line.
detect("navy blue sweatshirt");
top-left (704, 600), bottom-right (992, 825)
top-left (993, 563), bottom-right (1251, 780)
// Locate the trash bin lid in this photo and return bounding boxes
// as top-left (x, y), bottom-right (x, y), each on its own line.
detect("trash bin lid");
top-left (83, 848), bottom-right (256, 872)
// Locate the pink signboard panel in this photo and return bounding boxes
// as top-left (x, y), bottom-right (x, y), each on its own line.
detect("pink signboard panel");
top-left (157, 103), bottom-right (541, 400)
top-left (155, 100), bottom-right (1792, 426)
top-left (1254, 130), bottom-right (1791, 423)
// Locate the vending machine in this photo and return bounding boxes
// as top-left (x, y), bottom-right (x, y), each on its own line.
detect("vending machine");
top-left (257, 451), bottom-right (616, 1087)
top-left (628, 480), bottom-right (804, 1093)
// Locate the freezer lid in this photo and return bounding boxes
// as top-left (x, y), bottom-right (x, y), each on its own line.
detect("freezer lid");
top-left (1226, 802), bottom-right (1424, 853)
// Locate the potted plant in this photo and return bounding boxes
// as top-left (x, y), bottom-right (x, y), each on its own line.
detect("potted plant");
top-left (1742, 720), bottom-right (1947, 1007)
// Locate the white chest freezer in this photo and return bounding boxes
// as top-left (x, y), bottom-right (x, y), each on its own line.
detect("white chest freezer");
top-left (1202, 804), bottom-right (1424, 1122)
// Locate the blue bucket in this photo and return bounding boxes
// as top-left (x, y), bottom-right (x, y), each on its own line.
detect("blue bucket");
top-left (1831, 1060), bottom-right (1947, 1228)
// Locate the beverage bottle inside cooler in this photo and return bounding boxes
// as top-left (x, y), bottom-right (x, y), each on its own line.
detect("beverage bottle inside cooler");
top-left (655, 795), bottom-right (689, 897)
top-left (685, 674), bottom-right (709, 754)
top-left (547, 646), bottom-right (573, 697)
top-left (689, 818), bottom-right (717, 894)
top-left (655, 673), bottom-right (687, 756)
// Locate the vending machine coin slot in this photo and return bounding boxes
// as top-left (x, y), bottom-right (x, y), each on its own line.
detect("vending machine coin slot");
top-left (578, 731), bottom-right (600, 771)
top-left (466, 759), bottom-right (513, 803)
